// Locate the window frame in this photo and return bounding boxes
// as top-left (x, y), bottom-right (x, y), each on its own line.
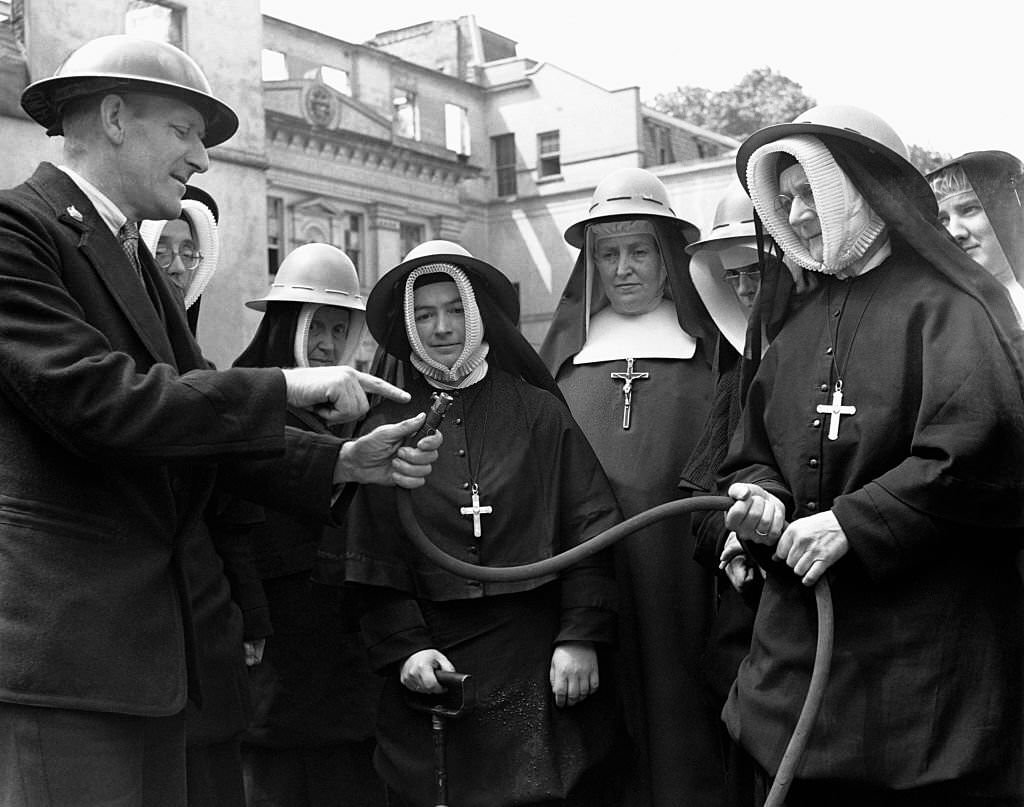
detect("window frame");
top-left (536, 130), bottom-right (561, 179)
top-left (492, 133), bottom-right (517, 197)
top-left (393, 88), bottom-right (421, 141)
top-left (444, 102), bottom-right (471, 156)
top-left (266, 196), bottom-right (285, 277)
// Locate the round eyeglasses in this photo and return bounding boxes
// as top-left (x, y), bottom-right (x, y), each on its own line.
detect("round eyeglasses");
top-left (774, 187), bottom-right (817, 214)
top-left (722, 268), bottom-right (761, 283)
top-left (154, 241), bottom-right (203, 270)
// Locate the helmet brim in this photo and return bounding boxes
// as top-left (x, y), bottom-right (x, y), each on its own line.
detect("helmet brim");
top-left (246, 286), bottom-right (367, 312)
top-left (21, 74), bottom-right (239, 147)
top-left (564, 212), bottom-right (700, 250)
top-left (736, 120), bottom-right (932, 211)
top-left (685, 223), bottom-right (757, 254)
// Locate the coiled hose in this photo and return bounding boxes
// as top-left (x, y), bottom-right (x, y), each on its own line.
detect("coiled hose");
top-left (396, 491), bottom-right (834, 807)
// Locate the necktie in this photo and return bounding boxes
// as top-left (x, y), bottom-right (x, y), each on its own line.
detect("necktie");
top-left (118, 221), bottom-right (145, 283)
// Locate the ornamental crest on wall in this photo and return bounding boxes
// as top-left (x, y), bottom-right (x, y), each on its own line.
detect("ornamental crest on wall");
top-left (305, 84), bottom-right (336, 127)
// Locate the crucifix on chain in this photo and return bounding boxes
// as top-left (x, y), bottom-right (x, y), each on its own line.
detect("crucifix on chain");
top-left (459, 483), bottom-right (493, 538)
top-left (610, 358), bottom-right (649, 430)
top-left (816, 381), bottom-right (856, 441)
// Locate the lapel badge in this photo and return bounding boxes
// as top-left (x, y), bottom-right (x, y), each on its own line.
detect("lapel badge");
top-left (66, 205), bottom-right (83, 222)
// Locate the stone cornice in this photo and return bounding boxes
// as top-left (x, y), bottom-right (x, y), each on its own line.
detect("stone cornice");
top-left (265, 110), bottom-right (481, 187)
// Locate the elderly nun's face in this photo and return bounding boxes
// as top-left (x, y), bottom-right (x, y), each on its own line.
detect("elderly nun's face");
top-left (154, 218), bottom-right (198, 293)
top-left (778, 163), bottom-right (824, 262)
top-left (593, 232), bottom-right (667, 315)
top-left (306, 305), bottom-right (351, 366)
top-left (413, 281), bottom-right (466, 368)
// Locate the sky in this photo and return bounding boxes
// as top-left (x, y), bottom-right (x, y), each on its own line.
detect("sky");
top-left (260, 0), bottom-right (1024, 160)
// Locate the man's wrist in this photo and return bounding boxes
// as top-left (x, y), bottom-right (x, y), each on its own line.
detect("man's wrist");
top-left (334, 441), bottom-right (356, 485)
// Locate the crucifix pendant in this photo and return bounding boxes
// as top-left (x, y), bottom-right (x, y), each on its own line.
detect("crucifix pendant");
top-left (610, 358), bottom-right (650, 430)
top-left (816, 381), bottom-right (856, 441)
top-left (459, 483), bottom-right (493, 538)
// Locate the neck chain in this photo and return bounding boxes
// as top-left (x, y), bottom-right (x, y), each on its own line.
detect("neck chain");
top-left (824, 275), bottom-right (886, 386)
top-left (816, 275), bottom-right (884, 440)
top-left (458, 372), bottom-right (494, 538)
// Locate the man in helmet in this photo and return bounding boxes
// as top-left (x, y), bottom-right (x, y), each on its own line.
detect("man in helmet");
top-left (540, 167), bottom-right (722, 807)
top-left (721, 105), bottom-right (1024, 805)
top-left (927, 151), bottom-right (1024, 324)
top-left (0, 35), bottom-right (439, 807)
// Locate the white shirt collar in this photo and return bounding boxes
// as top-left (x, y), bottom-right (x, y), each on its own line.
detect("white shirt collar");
top-left (574, 299), bottom-right (697, 363)
top-left (1003, 278), bottom-right (1024, 328)
top-left (57, 165), bottom-right (127, 237)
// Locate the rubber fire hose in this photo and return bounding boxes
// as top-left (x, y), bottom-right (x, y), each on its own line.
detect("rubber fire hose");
top-left (396, 491), bottom-right (834, 807)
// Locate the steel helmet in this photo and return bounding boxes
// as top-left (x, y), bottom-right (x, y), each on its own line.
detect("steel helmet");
top-left (686, 181), bottom-right (756, 254)
top-left (564, 167), bottom-right (700, 248)
top-left (247, 243), bottom-right (365, 311)
top-left (21, 35), bottom-right (238, 147)
top-left (735, 104), bottom-right (929, 207)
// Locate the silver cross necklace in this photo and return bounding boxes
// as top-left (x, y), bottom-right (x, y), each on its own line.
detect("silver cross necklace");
top-left (818, 275), bottom-right (884, 441)
top-left (458, 376), bottom-right (494, 539)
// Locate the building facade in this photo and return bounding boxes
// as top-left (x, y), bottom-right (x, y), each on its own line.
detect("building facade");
top-left (0, 0), bottom-right (738, 365)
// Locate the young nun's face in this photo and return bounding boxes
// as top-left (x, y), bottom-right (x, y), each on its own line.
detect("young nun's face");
top-left (937, 187), bottom-right (1014, 282)
top-left (413, 281), bottom-right (466, 368)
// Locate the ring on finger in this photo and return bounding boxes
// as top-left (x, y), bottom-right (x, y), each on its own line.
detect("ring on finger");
top-left (754, 528), bottom-right (769, 536)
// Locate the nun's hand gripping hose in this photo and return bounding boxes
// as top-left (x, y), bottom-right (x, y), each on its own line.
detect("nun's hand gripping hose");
top-left (395, 489), bottom-right (833, 807)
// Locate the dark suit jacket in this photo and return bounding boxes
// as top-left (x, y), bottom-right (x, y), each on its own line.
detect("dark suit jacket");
top-left (0, 163), bottom-right (342, 717)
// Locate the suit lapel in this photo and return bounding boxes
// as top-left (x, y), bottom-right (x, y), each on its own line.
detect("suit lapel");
top-left (29, 164), bottom-right (179, 367)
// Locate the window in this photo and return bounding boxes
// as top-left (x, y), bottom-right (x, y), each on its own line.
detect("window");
top-left (261, 49), bottom-right (288, 81)
top-left (649, 123), bottom-right (675, 165)
top-left (400, 223), bottom-right (425, 259)
top-left (320, 66), bottom-right (351, 96)
top-left (343, 213), bottom-right (363, 274)
top-left (0, 0), bottom-right (25, 54)
top-left (492, 134), bottom-right (517, 197)
top-left (124, 0), bottom-right (183, 48)
top-left (303, 65), bottom-right (351, 96)
top-left (537, 130), bottom-right (561, 178)
top-left (267, 196), bottom-right (284, 276)
top-left (444, 103), bottom-right (471, 156)
top-left (393, 89), bottom-right (420, 140)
